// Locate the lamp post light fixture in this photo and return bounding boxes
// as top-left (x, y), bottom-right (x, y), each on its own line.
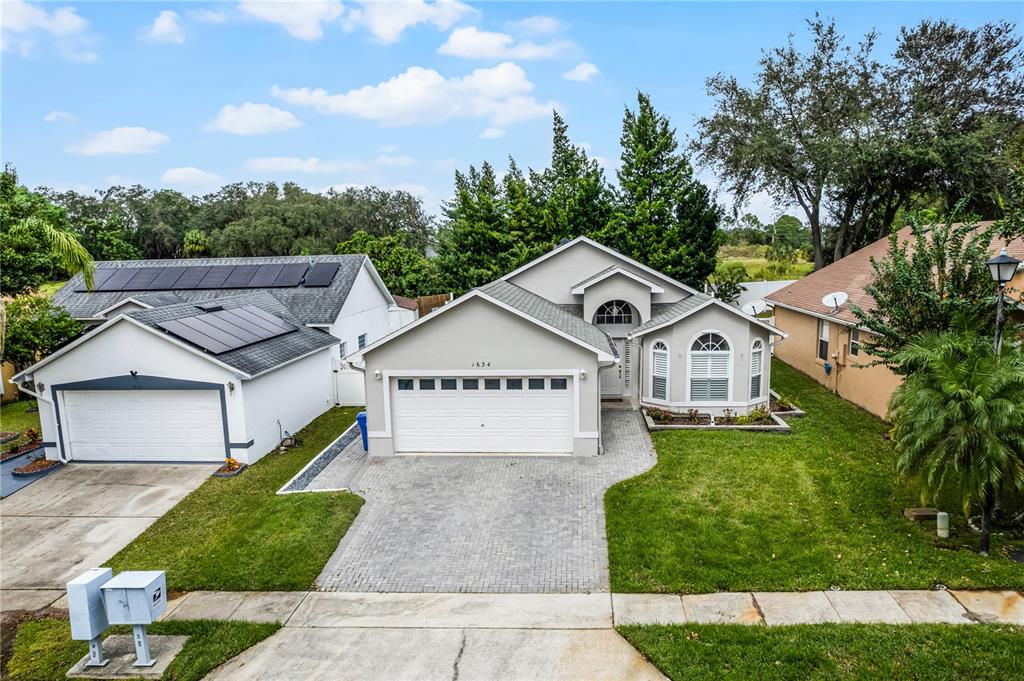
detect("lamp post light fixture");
top-left (986, 247), bottom-right (1021, 356)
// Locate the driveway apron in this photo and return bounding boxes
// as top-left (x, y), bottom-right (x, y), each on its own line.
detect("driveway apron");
top-left (316, 409), bottom-right (655, 593)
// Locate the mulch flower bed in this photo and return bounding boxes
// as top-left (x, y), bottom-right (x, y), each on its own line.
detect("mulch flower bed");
top-left (1, 442), bottom-right (44, 462)
top-left (214, 459), bottom-right (248, 478)
top-left (11, 458), bottom-right (61, 477)
top-left (646, 408), bottom-right (713, 426)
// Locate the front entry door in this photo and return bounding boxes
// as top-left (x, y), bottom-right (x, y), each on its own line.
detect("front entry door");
top-left (601, 338), bottom-right (626, 396)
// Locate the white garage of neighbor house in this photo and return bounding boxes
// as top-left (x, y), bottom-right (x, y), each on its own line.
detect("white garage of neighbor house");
top-left (349, 236), bottom-right (785, 457)
top-left (11, 292), bottom-right (338, 465)
top-left (47, 254), bottom-right (404, 406)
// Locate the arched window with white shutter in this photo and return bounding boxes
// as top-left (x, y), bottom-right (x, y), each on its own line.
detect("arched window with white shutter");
top-left (650, 340), bottom-right (669, 401)
top-left (750, 339), bottom-right (764, 399)
top-left (689, 332), bottom-right (731, 401)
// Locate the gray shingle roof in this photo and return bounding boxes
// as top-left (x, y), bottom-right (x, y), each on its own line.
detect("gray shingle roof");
top-left (53, 254), bottom-right (368, 326)
top-left (628, 293), bottom-right (712, 337)
top-left (478, 280), bottom-right (616, 356)
top-left (127, 292), bottom-right (339, 377)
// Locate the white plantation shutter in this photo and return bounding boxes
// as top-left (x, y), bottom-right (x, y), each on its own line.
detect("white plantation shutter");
top-left (750, 341), bottom-right (764, 399)
top-left (689, 333), bottom-right (731, 402)
top-left (652, 341), bottom-right (669, 400)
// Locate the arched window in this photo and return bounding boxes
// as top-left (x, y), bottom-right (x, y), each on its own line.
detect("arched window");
top-left (750, 339), bottom-right (764, 398)
top-left (651, 340), bottom-right (669, 400)
top-left (594, 300), bottom-right (633, 325)
top-left (689, 332), bottom-right (731, 401)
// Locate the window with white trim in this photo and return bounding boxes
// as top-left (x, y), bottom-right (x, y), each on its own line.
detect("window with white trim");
top-left (358, 333), bottom-right (367, 350)
top-left (849, 328), bottom-right (860, 357)
top-left (595, 300), bottom-right (633, 325)
top-left (651, 340), bottom-right (669, 400)
top-left (339, 341), bottom-right (347, 358)
top-left (750, 339), bottom-right (764, 399)
top-left (817, 320), bottom-right (829, 360)
top-left (690, 332), bottom-right (730, 401)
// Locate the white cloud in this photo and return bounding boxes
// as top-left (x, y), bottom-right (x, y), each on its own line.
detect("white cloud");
top-left (147, 10), bottom-right (185, 43)
top-left (379, 144), bottom-right (399, 154)
top-left (480, 127), bottom-right (505, 139)
top-left (161, 167), bottom-right (226, 193)
top-left (67, 127), bottom-right (169, 155)
top-left (205, 102), bottom-right (301, 135)
top-left (1, 0), bottom-right (96, 62)
top-left (344, 0), bottom-right (474, 44)
top-left (238, 0), bottom-right (344, 41)
top-left (188, 9), bottom-right (227, 24)
top-left (43, 110), bottom-right (74, 123)
top-left (508, 16), bottom-right (564, 35)
top-left (438, 26), bottom-right (573, 60)
top-left (245, 154), bottom-right (417, 173)
top-left (562, 62), bottom-right (599, 82)
top-left (272, 62), bottom-right (555, 129)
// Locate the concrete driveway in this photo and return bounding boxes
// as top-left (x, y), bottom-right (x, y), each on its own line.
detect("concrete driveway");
top-left (0, 463), bottom-right (215, 603)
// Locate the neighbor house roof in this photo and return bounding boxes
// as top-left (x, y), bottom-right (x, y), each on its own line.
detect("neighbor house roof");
top-left (765, 221), bottom-right (1018, 325)
top-left (14, 291), bottom-right (339, 382)
top-left (53, 254), bottom-right (381, 326)
top-left (392, 295), bottom-right (419, 311)
top-left (627, 292), bottom-right (784, 339)
top-left (478, 280), bottom-right (617, 357)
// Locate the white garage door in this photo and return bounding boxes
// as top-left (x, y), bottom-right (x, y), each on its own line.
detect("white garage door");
top-left (392, 376), bottom-right (573, 454)
top-left (63, 390), bottom-right (225, 462)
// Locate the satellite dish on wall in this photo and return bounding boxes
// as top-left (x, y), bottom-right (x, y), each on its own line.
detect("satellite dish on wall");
top-left (742, 299), bottom-right (768, 316)
top-left (821, 291), bottom-right (849, 312)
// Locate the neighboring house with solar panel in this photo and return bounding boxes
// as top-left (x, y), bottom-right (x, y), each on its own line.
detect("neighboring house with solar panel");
top-left (346, 237), bottom-right (785, 457)
top-left (9, 255), bottom-right (406, 465)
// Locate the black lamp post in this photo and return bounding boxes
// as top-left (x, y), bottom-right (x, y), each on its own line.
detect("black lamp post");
top-left (986, 248), bottom-right (1021, 356)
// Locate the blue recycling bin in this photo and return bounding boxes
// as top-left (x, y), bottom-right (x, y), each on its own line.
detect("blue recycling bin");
top-left (356, 411), bottom-right (368, 452)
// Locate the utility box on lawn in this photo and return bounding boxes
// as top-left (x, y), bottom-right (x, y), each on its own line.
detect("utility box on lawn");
top-left (67, 567), bottom-right (114, 667)
top-left (101, 571), bottom-right (167, 625)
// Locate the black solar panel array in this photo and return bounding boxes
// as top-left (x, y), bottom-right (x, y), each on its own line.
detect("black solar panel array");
top-left (74, 261), bottom-right (341, 292)
top-left (156, 305), bottom-right (298, 354)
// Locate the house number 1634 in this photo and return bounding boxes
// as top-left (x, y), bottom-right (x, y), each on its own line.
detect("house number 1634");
top-left (471, 361), bottom-right (491, 367)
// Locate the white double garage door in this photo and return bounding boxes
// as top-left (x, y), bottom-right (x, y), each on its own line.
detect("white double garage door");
top-left (391, 375), bottom-right (574, 454)
top-left (61, 390), bottom-right (224, 462)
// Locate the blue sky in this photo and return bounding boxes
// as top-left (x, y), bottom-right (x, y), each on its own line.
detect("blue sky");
top-left (3, 1), bottom-right (1020, 219)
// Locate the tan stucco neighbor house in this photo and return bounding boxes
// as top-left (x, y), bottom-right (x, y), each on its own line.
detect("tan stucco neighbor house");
top-left (766, 222), bottom-right (1023, 419)
top-left (350, 236), bottom-right (784, 457)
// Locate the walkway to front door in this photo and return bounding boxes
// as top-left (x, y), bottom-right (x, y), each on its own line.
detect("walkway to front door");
top-left (314, 410), bottom-right (656, 593)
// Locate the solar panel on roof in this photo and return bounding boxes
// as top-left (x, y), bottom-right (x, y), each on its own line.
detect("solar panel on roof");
top-left (121, 268), bottom-right (161, 291)
top-left (156, 305), bottom-right (297, 354)
top-left (74, 268), bottom-right (116, 292)
top-left (247, 264), bottom-right (284, 287)
top-left (303, 262), bottom-right (339, 287)
top-left (95, 268), bottom-right (140, 292)
top-left (272, 263), bottom-right (309, 287)
top-left (149, 267), bottom-right (185, 289)
top-left (171, 266), bottom-right (211, 290)
top-left (197, 265), bottom-right (235, 289)
top-left (223, 264), bottom-right (259, 288)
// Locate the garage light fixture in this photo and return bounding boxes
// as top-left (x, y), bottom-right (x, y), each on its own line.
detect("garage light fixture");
top-left (228, 381), bottom-right (235, 395)
top-left (374, 370), bottom-right (382, 381)
top-left (580, 370), bottom-right (587, 380)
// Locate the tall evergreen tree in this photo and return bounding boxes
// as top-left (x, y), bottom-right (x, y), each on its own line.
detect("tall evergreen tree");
top-left (599, 92), bottom-right (722, 287)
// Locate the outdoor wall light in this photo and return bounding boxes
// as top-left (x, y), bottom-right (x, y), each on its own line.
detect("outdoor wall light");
top-left (228, 381), bottom-right (235, 395)
top-left (374, 370), bottom-right (382, 381)
top-left (36, 382), bottom-right (45, 393)
top-left (580, 370), bottom-right (587, 380)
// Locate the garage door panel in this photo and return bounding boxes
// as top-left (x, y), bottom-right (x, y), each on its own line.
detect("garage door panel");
top-left (64, 390), bottom-right (224, 462)
top-left (392, 376), bottom-right (573, 454)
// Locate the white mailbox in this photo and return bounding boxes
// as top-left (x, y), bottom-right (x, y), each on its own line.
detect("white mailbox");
top-left (67, 567), bottom-right (112, 641)
top-left (100, 571), bottom-right (167, 625)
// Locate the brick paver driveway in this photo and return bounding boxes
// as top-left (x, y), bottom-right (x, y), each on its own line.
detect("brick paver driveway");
top-left (315, 409), bottom-right (655, 593)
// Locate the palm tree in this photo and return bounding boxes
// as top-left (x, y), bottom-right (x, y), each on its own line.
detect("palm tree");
top-left (889, 322), bottom-right (1024, 554)
top-left (0, 216), bottom-right (94, 357)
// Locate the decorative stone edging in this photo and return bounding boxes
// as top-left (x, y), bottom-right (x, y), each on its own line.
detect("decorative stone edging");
top-left (10, 458), bottom-right (61, 478)
top-left (642, 408), bottom-right (792, 433)
top-left (277, 422), bottom-right (360, 494)
top-left (769, 389), bottom-right (807, 418)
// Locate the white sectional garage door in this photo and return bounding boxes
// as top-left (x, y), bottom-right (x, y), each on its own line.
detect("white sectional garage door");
top-left (392, 376), bottom-right (573, 454)
top-left (63, 390), bottom-right (224, 462)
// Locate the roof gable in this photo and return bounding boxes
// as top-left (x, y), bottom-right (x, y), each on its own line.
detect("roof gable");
top-left (570, 266), bottom-right (665, 294)
top-left (628, 295), bottom-right (784, 339)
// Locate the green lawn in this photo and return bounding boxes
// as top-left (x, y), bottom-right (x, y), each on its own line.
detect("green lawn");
top-left (4, 617), bottom-right (278, 681)
top-left (619, 623), bottom-right (1024, 681)
top-left (108, 407), bottom-right (364, 591)
top-left (1, 399), bottom-right (41, 435)
top-left (605, 360), bottom-right (1024, 593)
top-left (721, 256), bottom-right (814, 281)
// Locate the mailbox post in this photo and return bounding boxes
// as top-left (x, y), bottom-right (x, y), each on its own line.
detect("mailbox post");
top-left (67, 567), bottom-right (113, 667)
top-left (100, 571), bottom-right (167, 668)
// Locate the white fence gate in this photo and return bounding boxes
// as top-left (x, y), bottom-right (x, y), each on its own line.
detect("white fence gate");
top-left (333, 359), bottom-right (365, 406)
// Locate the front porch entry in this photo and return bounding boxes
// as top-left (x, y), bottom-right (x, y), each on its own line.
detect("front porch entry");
top-left (601, 338), bottom-right (629, 398)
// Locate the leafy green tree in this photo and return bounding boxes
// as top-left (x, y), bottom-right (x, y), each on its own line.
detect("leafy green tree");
top-left (850, 209), bottom-right (1006, 373)
top-left (2, 296), bottom-right (83, 371)
top-left (889, 320), bottom-right (1024, 555)
top-left (77, 216), bottom-right (141, 262)
top-left (182, 229), bottom-right (210, 258)
top-left (337, 230), bottom-right (439, 297)
top-left (706, 261), bottom-right (746, 304)
top-left (598, 93), bottom-right (722, 287)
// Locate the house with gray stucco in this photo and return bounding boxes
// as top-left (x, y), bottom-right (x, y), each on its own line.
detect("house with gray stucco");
top-left (350, 236), bottom-right (784, 457)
